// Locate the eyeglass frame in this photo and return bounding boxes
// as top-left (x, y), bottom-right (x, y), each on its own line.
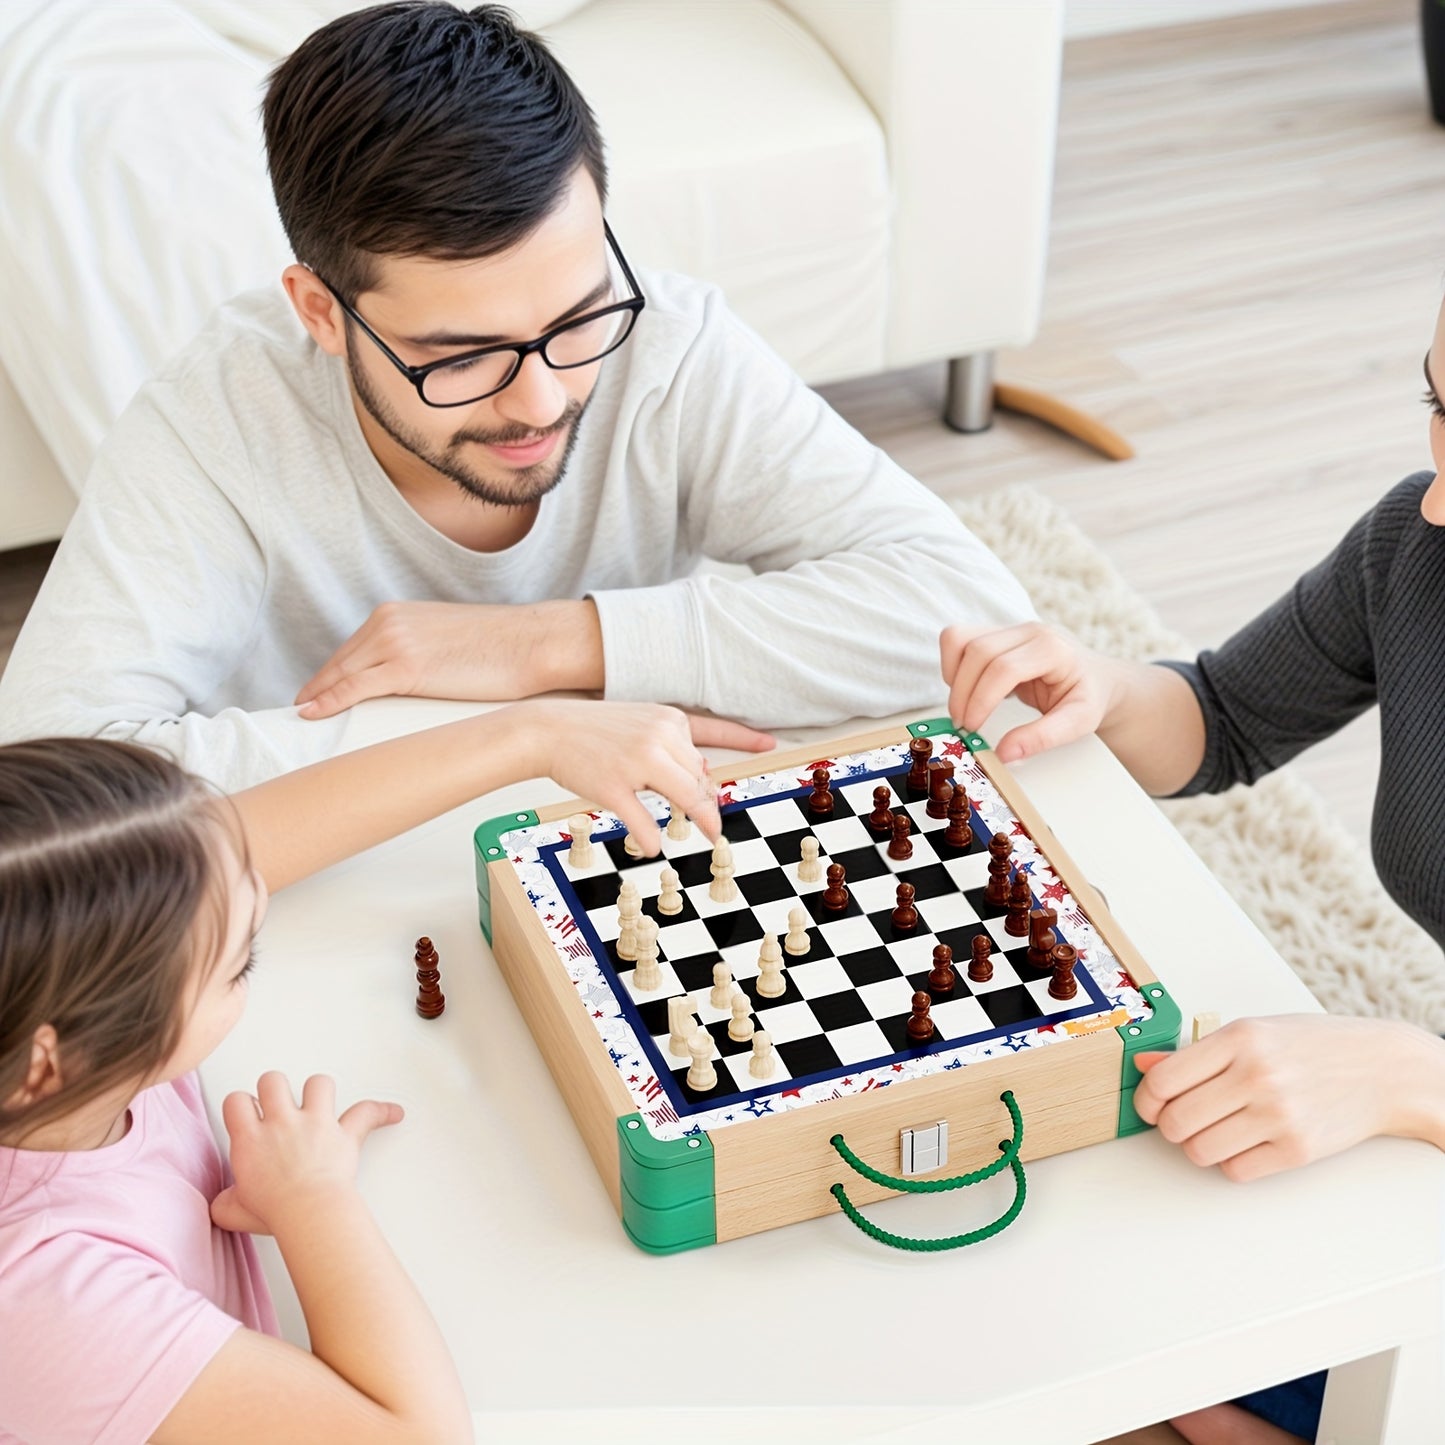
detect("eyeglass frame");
top-left (313, 221), bottom-right (646, 408)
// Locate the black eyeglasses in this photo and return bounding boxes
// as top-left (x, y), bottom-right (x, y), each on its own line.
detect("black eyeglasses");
top-left (318, 222), bottom-right (646, 407)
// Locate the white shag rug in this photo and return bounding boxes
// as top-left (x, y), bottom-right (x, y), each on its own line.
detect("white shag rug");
top-left (955, 487), bottom-right (1445, 1031)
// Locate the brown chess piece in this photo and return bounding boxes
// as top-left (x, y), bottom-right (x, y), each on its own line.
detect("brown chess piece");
top-left (907, 736), bottom-right (933, 792)
top-left (944, 786), bottom-right (973, 848)
top-left (1005, 871), bottom-right (1032, 935)
top-left (928, 943), bottom-right (957, 994)
top-left (822, 861), bottom-right (850, 911)
top-left (906, 990), bottom-right (936, 1043)
top-left (891, 880), bottom-right (919, 931)
top-left (414, 935), bottom-right (446, 1019)
top-left (867, 785), bottom-right (894, 832)
top-left (808, 766), bottom-right (834, 817)
top-left (1048, 942), bottom-right (1079, 1000)
top-left (925, 758), bottom-right (956, 818)
top-left (968, 934), bottom-right (993, 982)
top-left (984, 834), bottom-right (1012, 907)
top-left (887, 812), bottom-right (913, 861)
top-left (1027, 908), bottom-right (1058, 968)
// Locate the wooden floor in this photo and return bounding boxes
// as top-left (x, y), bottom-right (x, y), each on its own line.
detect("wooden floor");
top-left (1, 0), bottom-right (1435, 845)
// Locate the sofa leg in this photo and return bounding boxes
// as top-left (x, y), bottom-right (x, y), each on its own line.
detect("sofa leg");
top-left (943, 352), bottom-right (995, 432)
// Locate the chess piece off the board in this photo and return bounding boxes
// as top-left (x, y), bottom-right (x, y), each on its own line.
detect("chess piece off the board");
top-left (413, 936), bottom-right (445, 1018)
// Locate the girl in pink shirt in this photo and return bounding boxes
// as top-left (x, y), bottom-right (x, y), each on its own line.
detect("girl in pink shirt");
top-left (0, 701), bottom-right (766, 1445)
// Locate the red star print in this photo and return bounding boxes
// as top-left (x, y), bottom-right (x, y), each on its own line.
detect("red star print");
top-left (942, 739), bottom-right (965, 758)
top-left (841, 1077), bottom-right (853, 1087)
top-left (1037, 1023), bottom-right (1057, 1034)
top-left (1041, 880), bottom-right (1068, 903)
top-left (891, 1063), bottom-right (905, 1072)
top-left (1010, 819), bottom-right (1031, 837)
top-left (593, 1009), bottom-right (605, 1018)
top-left (717, 791), bottom-right (735, 806)
top-left (782, 1088), bottom-right (802, 1099)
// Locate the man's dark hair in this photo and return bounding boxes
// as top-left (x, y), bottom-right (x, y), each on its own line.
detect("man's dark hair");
top-left (262, 2), bottom-right (608, 302)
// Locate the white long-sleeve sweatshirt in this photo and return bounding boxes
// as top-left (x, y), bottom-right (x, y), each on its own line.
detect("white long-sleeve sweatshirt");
top-left (0, 269), bottom-right (1034, 788)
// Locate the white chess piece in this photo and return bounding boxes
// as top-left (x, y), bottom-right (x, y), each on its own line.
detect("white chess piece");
top-left (755, 933), bottom-right (785, 999)
top-left (668, 997), bottom-right (697, 1059)
top-left (687, 1029), bottom-right (717, 1091)
top-left (615, 880), bottom-right (641, 962)
top-left (709, 838), bottom-right (738, 903)
top-left (567, 814), bottom-right (595, 869)
top-left (797, 835), bottom-right (823, 884)
top-left (728, 989), bottom-right (754, 1042)
top-left (656, 866), bottom-right (683, 916)
top-left (784, 906), bottom-right (810, 956)
top-left (749, 1030), bottom-right (776, 1080)
top-left (666, 806), bottom-right (691, 842)
top-left (710, 962), bottom-right (734, 1010)
top-left (624, 830), bottom-right (645, 858)
top-left (632, 916), bottom-right (661, 991)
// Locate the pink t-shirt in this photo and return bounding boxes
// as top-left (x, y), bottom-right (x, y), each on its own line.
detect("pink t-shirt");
top-left (0, 1071), bottom-right (279, 1445)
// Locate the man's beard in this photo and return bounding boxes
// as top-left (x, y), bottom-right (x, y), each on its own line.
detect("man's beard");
top-left (348, 340), bottom-right (590, 509)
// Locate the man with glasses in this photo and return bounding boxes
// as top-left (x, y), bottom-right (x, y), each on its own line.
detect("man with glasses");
top-left (0, 1), bottom-right (1033, 789)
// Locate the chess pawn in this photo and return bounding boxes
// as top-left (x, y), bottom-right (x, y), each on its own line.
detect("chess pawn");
top-left (969, 934), bottom-right (994, 982)
top-left (906, 735), bottom-right (933, 792)
top-left (984, 834), bottom-right (1013, 907)
top-left (1005, 871), bottom-right (1032, 935)
top-left (656, 866), bottom-right (684, 916)
top-left (887, 812), bottom-right (913, 861)
top-left (749, 1029), bottom-right (776, 1079)
top-left (808, 766), bottom-right (835, 817)
top-left (709, 838), bottom-right (738, 903)
top-left (567, 814), bottom-right (595, 869)
top-left (710, 961), bottom-right (735, 1009)
top-left (891, 880), bottom-right (919, 932)
top-left (413, 936), bottom-right (445, 1019)
top-left (797, 835), bottom-right (824, 884)
top-left (632, 916), bottom-right (662, 991)
top-left (821, 861), bottom-right (850, 912)
top-left (944, 787), bottom-right (973, 849)
top-left (755, 933), bottom-right (786, 998)
top-left (928, 942), bottom-right (956, 995)
top-left (668, 996), bottom-right (697, 1058)
top-left (665, 805), bottom-right (691, 841)
top-left (866, 785), bottom-right (894, 832)
top-left (728, 989), bottom-right (755, 1042)
top-left (624, 830), bottom-right (645, 858)
top-left (1027, 908), bottom-right (1058, 968)
top-left (784, 905), bottom-right (811, 956)
top-left (686, 1029), bottom-right (717, 1092)
top-left (1048, 942), bottom-right (1079, 1000)
top-left (906, 990), bottom-right (935, 1043)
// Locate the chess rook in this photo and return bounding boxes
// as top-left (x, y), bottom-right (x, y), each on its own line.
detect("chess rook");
top-left (413, 936), bottom-right (445, 1019)
top-left (567, 814), bottom-right (595, 869)
top-left (906, 735), bottom-right (933, 792)
top-left (1048, 942), bottom-right (1079, 1000)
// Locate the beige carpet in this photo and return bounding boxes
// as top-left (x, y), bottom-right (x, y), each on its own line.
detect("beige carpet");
top-left (955, 487), bottom-right (1445, 1031)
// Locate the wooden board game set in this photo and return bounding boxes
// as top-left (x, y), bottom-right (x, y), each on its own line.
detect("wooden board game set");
top-left (474, 718), bottom-right (1180, 1253)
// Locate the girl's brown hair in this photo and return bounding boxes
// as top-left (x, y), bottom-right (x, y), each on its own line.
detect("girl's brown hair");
top-left (0, 738), bottom-right (232, 1140)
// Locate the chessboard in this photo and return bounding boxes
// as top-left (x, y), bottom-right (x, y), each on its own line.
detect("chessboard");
top-left (475, 718), bottom-right (1180, 1254)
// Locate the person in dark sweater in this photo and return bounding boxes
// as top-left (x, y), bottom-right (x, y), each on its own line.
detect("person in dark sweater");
top-left (938, 360), bottom-right (1445, 1445)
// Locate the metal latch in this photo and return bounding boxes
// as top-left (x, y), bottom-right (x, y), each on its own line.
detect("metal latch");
top-left (900, 1120), bottom-right (949, 1176)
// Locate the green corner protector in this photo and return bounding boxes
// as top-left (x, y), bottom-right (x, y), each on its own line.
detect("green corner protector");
top-left (907, 715), bottom-right (957, 740)
top-left (1116, 981), bottom-right (1183, 1135)
top-left (617, 1115), bottom-right (717, 1254)
top-left (472, 809), bottom-right (539, 944)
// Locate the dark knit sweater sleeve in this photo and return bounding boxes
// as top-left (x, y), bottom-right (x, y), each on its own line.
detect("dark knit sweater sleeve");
top-left (1159, 474), bottom-right (1432, 797)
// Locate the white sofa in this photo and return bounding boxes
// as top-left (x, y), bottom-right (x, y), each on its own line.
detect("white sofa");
top-left (0, 0), bottom-right (1062, 552)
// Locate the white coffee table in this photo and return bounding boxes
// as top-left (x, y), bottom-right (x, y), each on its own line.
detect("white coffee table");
top-left (202, 698), bottom-right (1445, 1444)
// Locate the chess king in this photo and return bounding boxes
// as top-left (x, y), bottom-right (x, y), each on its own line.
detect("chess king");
top-left (0, 1), bottom-right (1032, 790)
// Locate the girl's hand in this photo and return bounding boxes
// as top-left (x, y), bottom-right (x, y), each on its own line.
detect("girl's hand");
top-left (522, 700), bottom-right (775, 852)
top-left (940, 621), bottom-right (1122, 764)
top-left (1134, 1015), bottom-right (1430, 1182)
top-left (218, 1073), bottom-right (404, 1234)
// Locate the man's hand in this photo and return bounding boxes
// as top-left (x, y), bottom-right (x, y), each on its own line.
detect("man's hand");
top-left (296, 599), bottom-right (604, 718)
top-left (1133, 1015), bottom-right (1441, 1182)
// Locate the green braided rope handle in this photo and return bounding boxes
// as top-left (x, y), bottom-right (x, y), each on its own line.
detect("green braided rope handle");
top-left (828, 1091), bottom-right (1028, 1252)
